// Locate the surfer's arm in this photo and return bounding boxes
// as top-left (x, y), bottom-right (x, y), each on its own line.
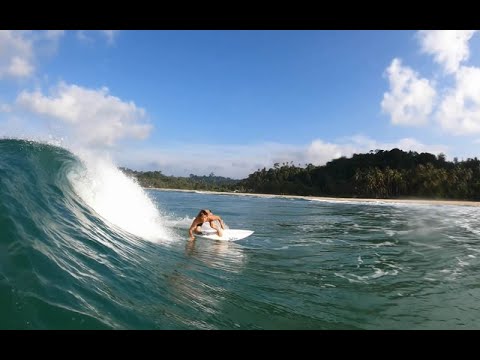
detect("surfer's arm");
top-left (188, 222), bottom-right (197, 240)
top-left (209, 215), bottom-right (225, 229)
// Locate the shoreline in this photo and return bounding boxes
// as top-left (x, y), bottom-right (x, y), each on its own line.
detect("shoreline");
top-left (145, 187), bottom-right (480, 207)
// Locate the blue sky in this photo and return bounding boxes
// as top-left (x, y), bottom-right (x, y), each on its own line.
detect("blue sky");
top-left (2, 30), bottom-right (480, 178)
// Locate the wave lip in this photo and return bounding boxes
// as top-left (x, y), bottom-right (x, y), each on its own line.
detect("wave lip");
top-left (67, 151), bottom-right (172, 242)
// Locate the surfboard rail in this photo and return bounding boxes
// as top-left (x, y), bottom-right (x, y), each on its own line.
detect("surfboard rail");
top-left (195, 229), bottom-right (254, 241)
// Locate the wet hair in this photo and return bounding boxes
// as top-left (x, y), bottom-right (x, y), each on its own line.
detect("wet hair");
top-left (197, 209), bottom-right (209, 217)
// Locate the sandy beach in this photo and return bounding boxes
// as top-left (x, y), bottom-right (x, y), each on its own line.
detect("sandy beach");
top-left (147, 187), bottom-right (480, 207)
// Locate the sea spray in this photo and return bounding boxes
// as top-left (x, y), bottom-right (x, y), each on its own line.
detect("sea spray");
top-left (67, 149), bottom-right (174, 243)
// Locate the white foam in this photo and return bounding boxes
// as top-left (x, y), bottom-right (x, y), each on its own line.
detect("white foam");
top-left (408, 241), bottom-right (441, 249)
top-left (385, 229), bottom-right (396, 237)
top-left (334, 266), bottom-right (397, 283)
top-left (67, 150), bottom-right (174, 243)
top-left (163, 215), bottom-right (195, 229)
top-left (456, 257), bottom-right (470, 267)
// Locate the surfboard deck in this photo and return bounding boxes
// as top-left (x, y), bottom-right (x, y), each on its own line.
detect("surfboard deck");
top-left (195, 229), bottom-right (254, 241)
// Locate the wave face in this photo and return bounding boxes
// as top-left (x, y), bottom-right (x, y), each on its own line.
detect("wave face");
top-left (0, 139), bottom-right (179, 329)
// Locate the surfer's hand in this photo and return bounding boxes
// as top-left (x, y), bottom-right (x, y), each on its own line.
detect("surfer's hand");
top-left (189, 236), bottom-right (195, 241)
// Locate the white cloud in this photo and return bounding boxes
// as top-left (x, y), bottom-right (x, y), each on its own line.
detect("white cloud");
top-left (382, 30), bottom-right (480, 136)
top-left (76, 30), bottom-right (118, 45)
top-left (115, 142), bottom-right (300, 179)
top-left (8, 56), bottom-right (34, 78)
top-left (381, 58), bottom-right (436, 126)
top-left (76, 31), bottom-right (92, 43)
top-left (16, 82), bottom-right (153, 146)
top-left (101, 31), bottom-right (118, 45)
top-left (307, 137), bottom-right (437, 163)
top-left (0, 30), bottom-right (34, 79)
top-left (113, 136), bottom-right (448, 179)
top-left (375, 137), bottom-right (447, 155)
top-left (44, 30), bottom-right (65, 40)
top-left (418, 30), bottom-right (477, 74)
top-left (0, 103), bottom-right (12, 112)
top-left (0, 30), bottom-right (65, 80)
top-left (35, 30), bottom-right (65, 56)
top-left (305, 140), bottom-right (350, 164)
top-left (0, 115), bottom-right (53, 142)
top-left (436, 66), bottom-right (480, 135)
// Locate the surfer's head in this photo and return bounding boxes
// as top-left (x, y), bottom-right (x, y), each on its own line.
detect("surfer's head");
top-left (197, 209), bottom-right (209, 219)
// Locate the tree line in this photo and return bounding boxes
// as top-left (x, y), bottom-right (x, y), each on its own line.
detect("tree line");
top-left (121, 148), bottom-right (480, 200)
top-left (119, 168), bottom-right (240, 192)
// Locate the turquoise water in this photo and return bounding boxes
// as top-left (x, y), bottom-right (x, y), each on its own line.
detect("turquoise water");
top-left (1, 139), bottom-right (480, 329)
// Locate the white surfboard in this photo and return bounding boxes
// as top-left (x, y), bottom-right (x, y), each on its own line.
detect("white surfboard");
top-left (195, 229), bottom-right (254, 241)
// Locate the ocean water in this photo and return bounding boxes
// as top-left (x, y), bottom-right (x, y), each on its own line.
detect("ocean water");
top-left (1, 138), bottom-right (480, 329)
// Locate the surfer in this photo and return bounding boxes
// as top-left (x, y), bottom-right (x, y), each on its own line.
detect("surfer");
top-left (189, 209), bottom-right (225, 240)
